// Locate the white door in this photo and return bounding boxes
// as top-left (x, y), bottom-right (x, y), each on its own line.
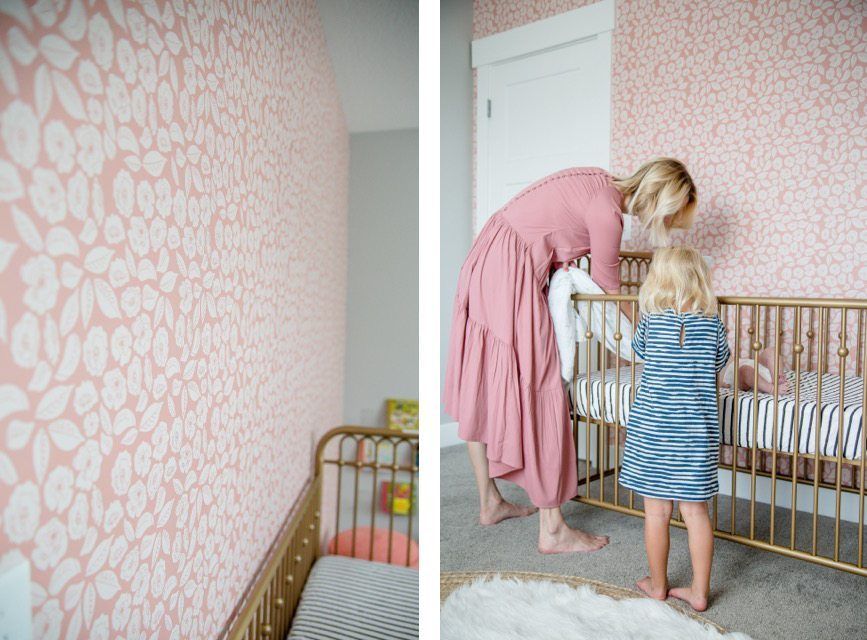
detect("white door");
top-left (473, 1), bottom-right (614, 231)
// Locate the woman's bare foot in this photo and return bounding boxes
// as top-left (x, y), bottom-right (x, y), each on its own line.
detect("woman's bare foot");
top-left (480, 498), bottom-right (537, 525)
top-left (668, 586), bottom-right (709, 612)
top-left (538, 526), bottom-right (609, 554)
top-left (635, 576), bottom-right (667, 601)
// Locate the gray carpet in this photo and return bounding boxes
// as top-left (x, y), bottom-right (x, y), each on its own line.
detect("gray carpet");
top-left (441, 445), bottom-right (867, 640)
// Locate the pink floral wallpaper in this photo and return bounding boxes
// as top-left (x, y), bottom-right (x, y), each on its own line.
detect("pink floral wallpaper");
top-left (473, 0), bottom-right (865, 299)
top-left (0, 1), bottom-right (348, 638)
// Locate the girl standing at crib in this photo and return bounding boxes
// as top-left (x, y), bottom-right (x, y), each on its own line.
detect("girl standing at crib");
top-left (619, 246), bottom-right (730, 612)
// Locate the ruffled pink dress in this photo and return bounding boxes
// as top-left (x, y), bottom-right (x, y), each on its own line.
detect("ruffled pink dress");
top-left (443, 168), bottom-right (624, 507)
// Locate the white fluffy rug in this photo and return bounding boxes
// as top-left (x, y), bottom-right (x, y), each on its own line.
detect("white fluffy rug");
top-left (441, 576), bottom-right (753, 640)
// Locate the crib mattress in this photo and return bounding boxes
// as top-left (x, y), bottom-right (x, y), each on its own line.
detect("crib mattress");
top-left (570, 365), bottom-right (864, 460)
top-left (287, 555), bottom-right (418, 639)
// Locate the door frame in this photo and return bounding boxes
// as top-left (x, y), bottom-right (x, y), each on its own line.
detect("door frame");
top-left (471, 0), bottom-right (615, 232)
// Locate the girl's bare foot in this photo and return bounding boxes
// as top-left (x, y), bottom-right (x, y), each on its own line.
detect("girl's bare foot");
top-left (635, 576), bottom-right (667, 600)
top-left (538, 526), bottom-right (609, 554)
top-left (668, 586), bottom-right (709, 612)
top-left (480, 498), bottom-right (537, 525)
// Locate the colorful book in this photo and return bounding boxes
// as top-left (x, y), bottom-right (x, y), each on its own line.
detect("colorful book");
top-left (379, 481), bottom-right (416, 515)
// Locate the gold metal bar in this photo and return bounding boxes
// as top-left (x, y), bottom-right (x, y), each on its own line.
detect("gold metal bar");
top-left (352, 447), bottom-right (361, 558)
top-left (369, 439), bottom-right (380, 561)
top-left (856, 309), bottom-right (863, 377)
top-left (834, 309), bottom-right (847, 561)
top-left (388, 440), bottom-right (398, 564)
top-left (572, 294), bottom-right (867, 309)
top-left (320, 459), bottom-right (417, 472)
top-left (586, 300), bottom-right (592, 499)
top-left (860, 322), bottom-right (866, 567)
top-left (823, 309), bottom-right (831, 374)
top-left (629, 300), bottom-right (637, 511)
top-left (812, 308), bottom-right (826, 556)
top-left (600, 300), bottom-right (607, 503)
top-left (731, 304), bottom-right (742, 535)
top-left (614, 306), bottom-right (622, 507)
top-left (791, 307), bottom-right (802, 550)
top-left (334, 456), bottom-right (343, 554)
top-left (276, 559), bottom-right (284, 629)
top-left (573, 298), bottom-right (580, 470)
top-left (714, 304), bottom-right (725, 532)
top-left (770, 305), bottom-right (781, 545)
top-left (749, 305), bottom-right (760, 540)
top-left (406, 441), bottom-right (416, 567)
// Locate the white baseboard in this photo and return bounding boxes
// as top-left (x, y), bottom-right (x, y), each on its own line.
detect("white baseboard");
top-left (441, 421), bottom-right (462, 448)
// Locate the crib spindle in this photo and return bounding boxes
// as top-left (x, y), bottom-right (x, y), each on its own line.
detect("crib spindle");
top-left (750, 304), bottom-right (761, 541)
top-left (614, 308), bottom-right (622, 507)
top-left (859, 334), bottom-right (866, 568)
top-left (769, 305), bottom-right (782, 545)
top-left (812, 308), bottom-right (827, 556)
top-left (790, 306), bottom-right (803, 551)
top-left (731, 305), bottom-right (742, 535)
top-left (600, 301), bottom-right (608, 503)
top-left (834, 309), bottom-right (847, 561)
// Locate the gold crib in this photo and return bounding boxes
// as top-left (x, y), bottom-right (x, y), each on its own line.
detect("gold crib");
top-left (570, 252), bottom-right (867, 577)
top-left (222, 426), bottom-right (419, 639)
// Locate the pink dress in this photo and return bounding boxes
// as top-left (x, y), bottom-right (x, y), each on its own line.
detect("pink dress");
top-left (443, 168), bottom-right (624, 507)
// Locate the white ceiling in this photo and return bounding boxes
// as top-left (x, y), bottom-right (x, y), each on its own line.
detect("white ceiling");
top-left (316, 0), bottom-right (418, 133)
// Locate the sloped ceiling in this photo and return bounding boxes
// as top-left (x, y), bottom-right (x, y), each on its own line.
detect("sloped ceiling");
top-left (316, 0), bottom-right (419, 132)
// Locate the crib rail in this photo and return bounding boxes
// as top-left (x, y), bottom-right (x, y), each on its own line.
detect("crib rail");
top-left (224, 476), bottom-right (321, 640)
top-left (570, 292), bottom-right (867, 577)
top-left (316, 426), bottom-right (419, 568)
top-left (224, 426), bottom-right (418, 640)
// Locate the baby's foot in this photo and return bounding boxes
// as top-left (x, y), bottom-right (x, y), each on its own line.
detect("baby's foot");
top-left (668, 586), bottom-right (709, 612)
top-left (635, 576), bottom-right (667, 600)
top-left (538, 527), bottom-right (609, 554)
top-left (480, 499), bottom-right (537, 525)
top-left (777, 375), bottom-right (791, 394)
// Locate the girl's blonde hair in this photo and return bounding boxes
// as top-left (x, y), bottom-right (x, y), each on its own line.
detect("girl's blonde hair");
top-left (639, 246), bottom-right (717, 315)
top-left (612, 157), bottom-right (697, 247)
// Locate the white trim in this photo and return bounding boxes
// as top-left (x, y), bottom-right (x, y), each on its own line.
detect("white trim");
top-left (441, 421), bottom-right (462, 448)
top-left (471, 0), bottom-right (615, 68)
top-left (473, 0), bottom-right (615, 232)
top-left (475, 67), bottom-right (491, 234)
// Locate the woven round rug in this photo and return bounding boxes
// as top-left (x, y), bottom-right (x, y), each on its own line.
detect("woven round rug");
top-left (440, 571), bottom-right (723, 631)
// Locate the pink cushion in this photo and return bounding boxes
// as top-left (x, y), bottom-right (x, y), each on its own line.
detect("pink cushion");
top-left (327, 526), bottom-right (419, 568)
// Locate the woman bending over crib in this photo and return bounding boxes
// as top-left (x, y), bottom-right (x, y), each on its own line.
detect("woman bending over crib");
top-left (619, 247), bottom-right (730, 612)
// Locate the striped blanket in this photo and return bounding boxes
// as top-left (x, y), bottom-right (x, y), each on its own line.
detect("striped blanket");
top-left (288, 555), bottom-right (418, 639)
top-left (570, 365), bottom-right (864, 460)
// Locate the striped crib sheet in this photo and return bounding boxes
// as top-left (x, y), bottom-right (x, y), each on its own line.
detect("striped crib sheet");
top-left (570, 366), bottom-right (864, 460)
top-left (287, 555), bottom-right (418, 639)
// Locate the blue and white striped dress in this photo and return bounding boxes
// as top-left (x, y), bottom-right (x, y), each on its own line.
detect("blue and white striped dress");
top-left (619, 309), bottom-right (731, 501)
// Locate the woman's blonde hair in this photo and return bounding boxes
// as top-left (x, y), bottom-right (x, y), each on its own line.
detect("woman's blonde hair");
top-left (612, 157), bottom-right (697, 247)
top-left (639, 246), bottom-right (717, 315)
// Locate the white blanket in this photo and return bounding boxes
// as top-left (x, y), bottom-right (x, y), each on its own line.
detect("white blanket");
top-left (548, 267), bottom-right (640, 382)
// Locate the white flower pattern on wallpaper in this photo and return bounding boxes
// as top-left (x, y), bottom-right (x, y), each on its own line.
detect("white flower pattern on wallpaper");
top-left (474, 0), bottom-right (865, 298)
top-left (0, 1), bottom-right (347, 638)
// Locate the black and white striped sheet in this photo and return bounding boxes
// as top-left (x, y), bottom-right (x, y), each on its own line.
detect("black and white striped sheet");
top-left (570, 365), bottom-right (864, 460)
top-left (287, 555), bottom-right (418, 640)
